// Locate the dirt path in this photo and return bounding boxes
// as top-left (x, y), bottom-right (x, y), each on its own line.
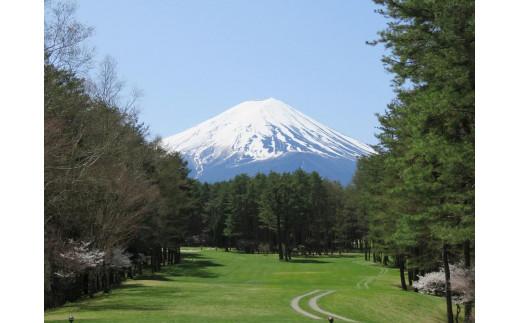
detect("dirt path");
top-left (308, 291), bottom-right (357, 322)
top-left (290, 290), bottom-right (357, 321)
top-left (356, 267), bottom-right (388, 289)
top-left (355, 277), bottom-right (374, 289)
top-left (290, 290), bottom-right (323, 320)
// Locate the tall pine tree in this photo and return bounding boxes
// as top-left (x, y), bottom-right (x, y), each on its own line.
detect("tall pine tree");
top-left (368, 1), bottom-right (474, 321)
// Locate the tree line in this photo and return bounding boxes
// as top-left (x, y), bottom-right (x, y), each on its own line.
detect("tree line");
top-left (185, 171), bottom-right (369, 260)
top-left (44, 0), bottom-right (195, 308)
top-left (356, 1), bottom-right (475, 322)
top-left (44, 60), bottom-right (197, 307)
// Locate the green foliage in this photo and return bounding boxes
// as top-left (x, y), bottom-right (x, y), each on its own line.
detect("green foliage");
top-left (351, 1), bottom-right (474, 319)
top-left (44, 63), bottom-right (193, 307)
top-left (154, 151), bottom-right (192, 244)
top-left (192, 169), bottom-right (369, 257)
top-left (45, 64), bottom-right (159, 250)
top-left (352, 0), bottom-right (475, 264)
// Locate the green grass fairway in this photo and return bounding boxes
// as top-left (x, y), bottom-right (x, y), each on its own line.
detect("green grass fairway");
top-left (44, 249), bottom-right (449, 322)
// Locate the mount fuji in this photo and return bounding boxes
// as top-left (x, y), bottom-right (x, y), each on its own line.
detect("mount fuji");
top-left (162, 98), bottom-right (375, 185)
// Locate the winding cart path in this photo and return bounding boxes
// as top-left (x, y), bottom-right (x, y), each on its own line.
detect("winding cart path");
top-left (290, 289), bottom-right (357, 321)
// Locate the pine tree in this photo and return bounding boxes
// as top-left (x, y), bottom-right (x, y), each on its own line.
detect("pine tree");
top-left (368, 1), bottom-right (475, 321)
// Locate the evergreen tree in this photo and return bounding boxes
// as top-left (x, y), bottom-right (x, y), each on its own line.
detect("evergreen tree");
top-left (367, 1), bottom-right (475, 321)
top-left (154, 151), bottom-right (192, 266)
top-left (259, 172), bottom-right (285, 260)
top-left (44, 64), bottom-right (162, 305)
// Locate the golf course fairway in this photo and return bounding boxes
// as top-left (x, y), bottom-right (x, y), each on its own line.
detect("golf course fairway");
top-left (44, 249), bottom-right (449, 322)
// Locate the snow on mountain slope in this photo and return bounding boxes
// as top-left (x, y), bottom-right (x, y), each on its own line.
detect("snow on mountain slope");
top-left (162, 98), bottom-right (375, 183)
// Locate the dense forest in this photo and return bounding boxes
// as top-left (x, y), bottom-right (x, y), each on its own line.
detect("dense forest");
top-left (44, 1), bottom-right (474, 322)
top-left (44, 0), bottom-right (194, 307)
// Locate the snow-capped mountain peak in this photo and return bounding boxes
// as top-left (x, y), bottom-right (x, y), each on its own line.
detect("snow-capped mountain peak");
top-left (162, 98), bottom-right (375, 183)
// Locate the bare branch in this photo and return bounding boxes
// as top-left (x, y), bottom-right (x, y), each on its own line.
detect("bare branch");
top-left (44, 0), bottom-right (95, 75)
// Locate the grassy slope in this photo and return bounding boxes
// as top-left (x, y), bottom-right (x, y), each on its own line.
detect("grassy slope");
top-left (44, 249), bottom-right (448, 322)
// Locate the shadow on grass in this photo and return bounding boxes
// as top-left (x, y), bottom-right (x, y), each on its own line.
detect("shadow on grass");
top-left (317, 254), bottom-right (361, 258)
top-left (114, 283), bottom-right (150, 289)
top-left (48, 287), bottom-right (167, 314)
top-left (73, 302), bottom-right (165, 312)
top-left (135, 274), bottom-right (173, 281)
top-left (163, 253), bottom-right (223, 279)
top-left (290, 258), bottom-right (331, 264)
top-left (289, 253), bottom-right (361, 263)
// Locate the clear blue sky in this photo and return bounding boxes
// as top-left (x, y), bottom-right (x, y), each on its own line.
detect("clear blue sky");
top-left (76, 0), bottom-right (394, 145)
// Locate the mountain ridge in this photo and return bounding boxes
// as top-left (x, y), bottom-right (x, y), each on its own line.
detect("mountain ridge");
top-left (162, 98), bottom-right (375, 184)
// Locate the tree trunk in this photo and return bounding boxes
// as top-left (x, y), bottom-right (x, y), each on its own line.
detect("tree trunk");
top-left (157, 247), bottom-right (163, 270)
top-left (150, 248), bottom-right (156, 273)
top-left (399, 255), bottom-right (407, 291)
top-left (443, 243), bottom-right (454, 323)
top-left (464, 240), bottom-right (471, 268)
top-left (412, 268), bottom-right (419, 286)
top-left (82, 273), bottom-right (89, 296)
top-left (156, 247), bottom-right (162, 270)
top-left (284, 232), bottom-right (292, 261)
top-left (276, 215), bottom-right (283, 261)
top-left (44, 233), bottom-right (53, 308)
top-left (88, 270), bottom-right (95, 298)
top-left (171, 248), bottom-right (174, 265)
top-left (103, 265), bottom-right (110, 293)
top-left (463, 240), bottom-right (473, 322)
top-left (174, 245), bottom-right (181, 264)
top-left (151, 246), bottom-right (161, 272)
top-left (162, 247), bottom-right (167, 266)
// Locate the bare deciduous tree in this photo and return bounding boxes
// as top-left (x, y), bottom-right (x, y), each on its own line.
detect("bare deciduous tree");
top-left (87, 55), bottom-right (144, 118)
top-left (44, 0), bottom-right (95, 74)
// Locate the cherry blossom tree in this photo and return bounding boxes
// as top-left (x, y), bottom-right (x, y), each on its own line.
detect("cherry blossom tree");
top-left (108, 247), bottom-right (132, 269)
top-left (54, 239), bottom-right (105, 278)
top-left (415, 264), bottom-right (475, 322)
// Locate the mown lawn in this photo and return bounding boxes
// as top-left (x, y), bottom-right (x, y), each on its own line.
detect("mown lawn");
top-left (44, 249), bottom-right (449, 322)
